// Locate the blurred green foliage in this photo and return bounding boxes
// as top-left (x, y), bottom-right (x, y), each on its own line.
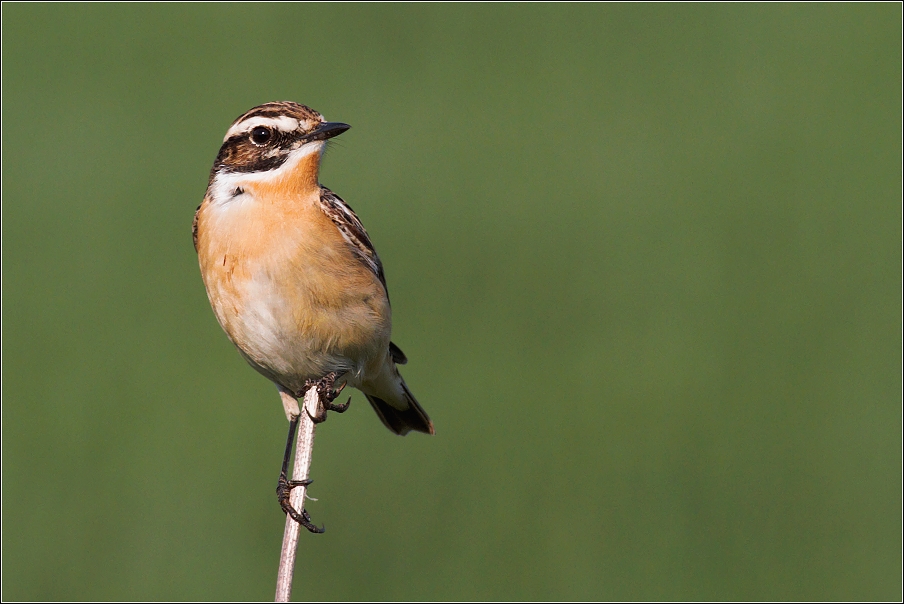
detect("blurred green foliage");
top-left (2, 3), bottom-right (900, 601)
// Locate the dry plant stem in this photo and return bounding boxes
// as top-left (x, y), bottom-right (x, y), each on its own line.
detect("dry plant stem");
top-left (275, 387), bottom-right (320, 602)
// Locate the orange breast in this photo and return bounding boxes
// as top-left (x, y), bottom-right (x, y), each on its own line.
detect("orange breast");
top-left (195, 173), bottom-right (391, 388)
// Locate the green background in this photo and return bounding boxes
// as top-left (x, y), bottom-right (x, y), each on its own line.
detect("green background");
top-left (2, 4), bottom-right (900, 601)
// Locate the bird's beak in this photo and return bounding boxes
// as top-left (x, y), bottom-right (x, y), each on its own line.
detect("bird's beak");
top-left (304, 122), bottom-right (351, 143)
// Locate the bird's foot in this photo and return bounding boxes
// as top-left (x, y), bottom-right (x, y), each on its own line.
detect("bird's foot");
top-left (276, 472), bottom-right (324, 534)
top-left (301, 373), bottom-right (352, 423)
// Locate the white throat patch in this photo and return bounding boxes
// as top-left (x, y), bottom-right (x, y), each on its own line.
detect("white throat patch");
top-left (207, 141), bottom-right (326, 207)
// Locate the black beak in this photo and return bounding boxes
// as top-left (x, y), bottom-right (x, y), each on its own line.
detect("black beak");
top-left (304, 121), bottom-right (350, 143)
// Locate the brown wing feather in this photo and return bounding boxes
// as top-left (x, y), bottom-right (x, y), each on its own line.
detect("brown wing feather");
top-left (318, 186), bottom-right (387, 295)
top-left (319, 188), bottom-right (415, 369)
top-left (192, 203), bottom-right (202, 252)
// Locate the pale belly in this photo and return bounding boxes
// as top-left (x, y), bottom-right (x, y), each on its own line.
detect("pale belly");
top-left (208, 264), bottom-right (389, 391)
top-left (202, 244), bottom-right (391, 395)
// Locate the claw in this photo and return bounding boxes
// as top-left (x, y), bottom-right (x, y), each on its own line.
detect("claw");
top-left (326, 380), bottom-right (347, 402)
top-left (284, 501), bottom-right (326, 534)
top-left (300, 373), bottom-right (352, 423)
top-left (306, 404), bottom-right (328, 424)
top-left (277, 473), bottom-right (324, 533)
top-left (327, 396), bottom-right (351, 413)
top-left (315, 372), bottom-right (344, 403)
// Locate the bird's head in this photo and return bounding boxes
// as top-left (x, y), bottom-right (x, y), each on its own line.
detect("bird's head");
top-left (207, 101), bottom-right (349, 203)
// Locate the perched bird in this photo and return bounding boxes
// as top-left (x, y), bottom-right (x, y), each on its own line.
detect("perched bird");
top-left (193, 101), bottom-right (433, 531)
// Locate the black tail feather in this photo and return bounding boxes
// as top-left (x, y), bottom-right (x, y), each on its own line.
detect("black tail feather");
top-left (365, 384), bottom-right (434, 436)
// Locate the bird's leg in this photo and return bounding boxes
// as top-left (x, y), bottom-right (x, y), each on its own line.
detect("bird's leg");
top-left (302, 372), bottom-right (352, 423)
top-left (275, 414), bottom-right (325, 534)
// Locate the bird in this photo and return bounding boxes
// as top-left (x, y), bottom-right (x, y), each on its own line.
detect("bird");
top-left (193, 101), bottom-right (433, 532)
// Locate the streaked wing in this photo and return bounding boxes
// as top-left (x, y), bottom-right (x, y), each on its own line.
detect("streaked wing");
top-left (192, 203), bottom-right (202, 252)
top-left (318, 186), bottom-right (388, 296)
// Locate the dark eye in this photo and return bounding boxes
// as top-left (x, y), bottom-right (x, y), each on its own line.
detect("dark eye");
top-left (250, 126), bottom-right (272, 145)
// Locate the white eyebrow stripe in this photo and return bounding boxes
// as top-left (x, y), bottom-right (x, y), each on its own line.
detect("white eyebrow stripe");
top-left (224, 116), bottom-right (300, 141)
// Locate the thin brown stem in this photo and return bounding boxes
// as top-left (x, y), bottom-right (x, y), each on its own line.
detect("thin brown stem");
top-left (275, 387), bottom-right (320, 602)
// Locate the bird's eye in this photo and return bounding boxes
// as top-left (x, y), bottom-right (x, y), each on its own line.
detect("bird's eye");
top-left (250, 126), bottom-right (272, 145)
